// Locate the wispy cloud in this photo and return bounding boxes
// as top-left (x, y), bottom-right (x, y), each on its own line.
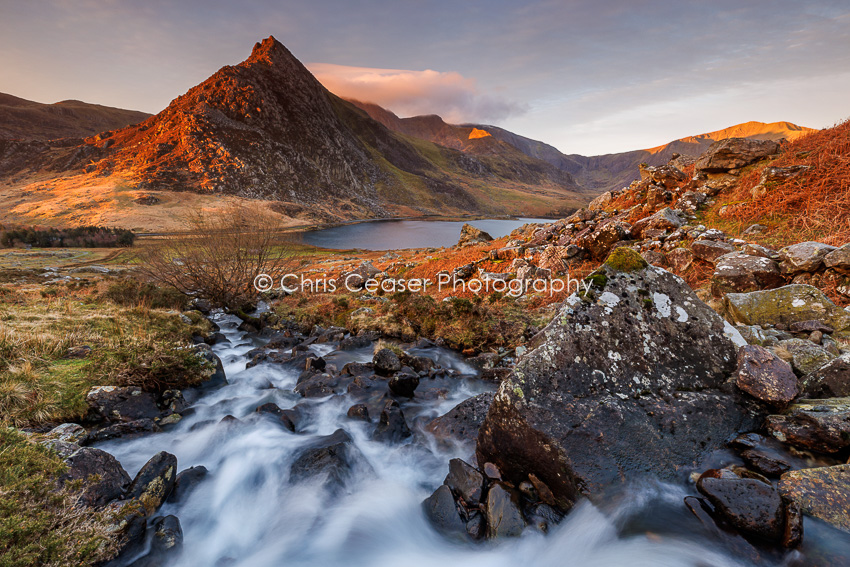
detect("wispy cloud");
top-left (307, 63), bottom-right (526, 123)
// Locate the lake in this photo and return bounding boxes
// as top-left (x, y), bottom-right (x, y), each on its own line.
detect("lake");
top-left (296, 218), bottom-right (552, 250)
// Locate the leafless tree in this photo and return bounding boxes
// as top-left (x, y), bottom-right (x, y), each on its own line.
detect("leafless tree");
top-left (138, 203), bottom-right (295, 309)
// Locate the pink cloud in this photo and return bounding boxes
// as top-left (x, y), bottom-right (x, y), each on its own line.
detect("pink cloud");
top-left (307, 62), bottom-right (525, 123)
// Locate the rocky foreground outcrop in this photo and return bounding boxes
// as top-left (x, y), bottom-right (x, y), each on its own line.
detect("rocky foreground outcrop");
top-left (476, 248), bottom-right (762, 509)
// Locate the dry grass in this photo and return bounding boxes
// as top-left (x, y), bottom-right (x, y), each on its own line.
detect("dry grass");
top-left (710, 118), bottom-right (850, 246)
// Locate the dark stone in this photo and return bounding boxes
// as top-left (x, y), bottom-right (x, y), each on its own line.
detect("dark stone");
top-left (86, 386), bottom-right (160, 424)
top-left (783, 498), bottom-right (804, 548)
top-left (127, 452), bottom-right (178, 515)
top-left (424, 392), bottom-right (494, 448)
top-left (339, 335), bottom-right (372, 350)
top-left (423, 484), bottom-right (466, 538)
top-left (697, 476), bottom-right (785, 542)
top-left (802, 354), bottom-right (850, 398)
top-left (62, 447), bottom-right (130, 506)
top-left (477, 251), bottom-right (759, 510)
top-left (371, 400), bottom-right (411, 443)
top-left (465, 511), bottom-right (486, 540)
top-left (790, 320), bottom-right (835, 334)
top-left (167, 466), bottom-right (208, 504)
top-left (525, 503), bottom-right (563, 533)
top-left (484, 483), bottom-right (526, 539)
top-left (290, 429), bottom-right (363, 490)
top-left (736, 344), bottom-right (800, 409)
top-left (294, 373), bottom-right (346, 398)
top-left (195, 345), bottom-right (227, 388)
top-left (739, 448), bottom-right (793, 477)
top-left (373, 348), bottom-right (402, 376)
top-left (346, 404), bottom-right (370, 422)
top-left (388, 371), bottom-right (420, 397)
top-left (255, 403), bottom-right (296, 431)
top-left (306, 356), bottom-right (326, 372)
top-left (341, 361), bottom-right (373, 376)
top-left (444, 458), bottom-right (484, 507)
top-left (766, 398), bottom-right (850, 453)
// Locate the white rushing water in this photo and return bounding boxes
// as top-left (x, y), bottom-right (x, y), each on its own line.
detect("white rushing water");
top-left (95, 313), bottom-right (775, 567)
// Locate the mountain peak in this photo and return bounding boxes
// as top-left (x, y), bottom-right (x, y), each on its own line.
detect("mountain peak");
top-left (247, 35), bottom-right (293, 66)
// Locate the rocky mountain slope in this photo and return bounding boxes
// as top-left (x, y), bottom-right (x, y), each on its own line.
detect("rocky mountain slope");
top-left (0, 92), bottom-right (151, 140)
top-left (350, 98), bottom-right (814, 195)
top-left (0, 37), bottom-right (590, 227)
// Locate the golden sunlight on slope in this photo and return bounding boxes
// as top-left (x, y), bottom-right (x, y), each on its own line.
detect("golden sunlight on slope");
top-left (468, 127), bottom-right (492, 140)
top-left (644, 121), bottom-right (817, 154)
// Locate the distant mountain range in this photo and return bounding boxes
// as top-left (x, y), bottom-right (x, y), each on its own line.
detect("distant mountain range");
top-left (0, 92), bottom-right (151, 140)
top-left (0, 36), bottom-right (817, 229)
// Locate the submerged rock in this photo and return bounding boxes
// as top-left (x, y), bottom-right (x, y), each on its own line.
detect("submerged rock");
top-left (371, 400), bottom-right (412, 443)
top-left (477, 248), bottom-right (760, 509)
top-left (167, 466), bottom-right (208, 504)
top-left (290, 429), bottom-right (365, 490)
top-left (484, 483), bottom-right (526, 539)
top-left (697, 475), bottom-right (785, 542)
top-left (423, 484), bottom-right (466, 538)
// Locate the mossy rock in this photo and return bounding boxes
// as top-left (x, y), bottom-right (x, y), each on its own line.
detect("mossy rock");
top-left (604, 248), bottom-right (648, 273)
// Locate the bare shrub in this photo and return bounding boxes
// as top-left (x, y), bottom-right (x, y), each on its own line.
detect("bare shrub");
top-left (138, 203), bottom-right (295, 309)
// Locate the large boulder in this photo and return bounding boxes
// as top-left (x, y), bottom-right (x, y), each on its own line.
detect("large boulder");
top-left (62, 447), bottom-right (131, 506)
top-left (724, 285), bottom-right (850, 335)
top-left (86, 386), bottom-right (160, 424)
top-left (639, 164), bottom-right (687, 189)
top-left (735, 345), bottom-right (799, 409)
top-left (476, 248), bottom-right (760, 509)
top-left (290, 429), bottom-right (367, 491)
top-left (695, 138), bottom-right (780, 173)
top-left (457, 223), bottom-right (493, 247)
top-left (779, 464), bottom-right (850, 533)
top-left (424, 392), bottom-right (494, 449)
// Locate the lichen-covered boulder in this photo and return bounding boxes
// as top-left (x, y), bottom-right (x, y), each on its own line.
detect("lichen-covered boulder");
top-left (86, 386), bottom-right (160, 424)
top-left (724, 285), bottom-right (850, 336)
top-left (779, 464), bottom-right (850, 533)
top-left (127, 451), bottom-right (178, 516)
top-left (476, 248), bottom-right (760, 509)
top-left (766, 398), bottom-right (850, 453)
top-left (777, 338), bottom-right (836, 376)
top-left (710, 253), bottom-right (784, 295)
top-left (457, 223), bottom-right (493, 247)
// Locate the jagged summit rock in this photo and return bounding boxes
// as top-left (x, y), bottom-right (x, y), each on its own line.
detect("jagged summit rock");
top-left (477, 248), bottom-right (761, 509)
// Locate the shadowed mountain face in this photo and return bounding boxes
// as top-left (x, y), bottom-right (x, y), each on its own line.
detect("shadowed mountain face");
top-left (0, 93), bottom-right (151, 140)
top-left (349, 99), bottom-right (815, 194)
top-left (0, 37), bottom-right (590, 223)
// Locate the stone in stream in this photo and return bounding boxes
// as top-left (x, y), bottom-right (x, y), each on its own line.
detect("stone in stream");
top-left (484, 483), bottom-right (526, 539)
top-left (696, 475), bottom-right (785, 543)
top-left (476, 248), bottom-right (761, 510)
top-left (85, 386), bottom-right (160, 424)
top-left (127, 451), bottom-right (178, 516)
top-left (779, 464), bottom-right (850, 533)
top-left (735, 344), bottom-right (799, 409)
top-left (373, 348), bottom-right (402, 376)
top-left (766, 398), bottom-right (850, 453)
top-left (371, 400), bottom-right (412, 443)
top-left (444, 458), bottom-right (484, 507)
top-left (388, 370), bottom-right (419, 397)
top-left (424, 392), bottom-right (495, 450)
top-left (290, 429), bottom-right (367, 491)
top-left (346, 404), bottom-right (371, 422)
top-left (167, 466), bottom-right (209, 504)
top-left (195, 343), bottom-right (228, 388)
top-left (61, 447), bottom-right (131, 506)
top-left (126, 515), bottom-right (184, 567)
top-left (87, 418), bottom-right (160, 443)
top-left (422, 484), bottom-right (467, 538)
top-left (255, 402), bottom-right (296, 431)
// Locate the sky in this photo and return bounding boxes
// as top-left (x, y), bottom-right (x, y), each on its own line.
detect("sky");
top-left (1, 0), bottom-right (849, 155)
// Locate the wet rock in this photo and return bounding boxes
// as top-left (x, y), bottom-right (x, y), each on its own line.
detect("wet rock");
top-left (783, 498), bottom-right (804, 548)
top-left (86, 386), bottom-right (160, 424)
top-left (692, 239), bottom-right (737, 263)
top-left (779, 464), bottom-right (850, 533)
top-left (697, 475), bottom-right (784, 542)
top-left (777, 338), bottom-right (835, 376)
top-left (802, 354), bottom-right (850, 398)
top-left (167, 466), bottom-right (208, 504)
top-left (254, 402), bottom-right (296, 431)
top-left (825, 244), bottom-right (850, 274)
top-left (766, 398), bottom-right (850, 453)
top-left (423, 484), bottom-right (466, 538)
top-left (457, 223), bottom-right (493, 247)
top-left (62, 447), bottom-right (131, 506)
top-left (779, 242), bottom-right (837, 274)
top-left (150, 515), bottom-right (183, 556)
top-left (477, 249), bottom-right (759, 508)
top-left (338, 334), bottom-right (372, 350)
top-left (711, 253), bottom-right (784, 295)
top-left (735, 344), bottom-right (799, 409)
top-left (739, 448), bottom-right (793, 477)
top-left (695, 138), bottom-right (780, 173)
top-left (341, 361), bottom-right (374, 377)
top-left (338, 404), bottom-right (368, 424)
top-left (373, 348), bottom-right (401, 376)
top-left (290, 429), bottom-right (363, 490)
top-left (87, 419), bottom-right (160, 443)
top-left (444, 458), bottom-right (484, 507)
top-left (388, 371), bottom-right (420, 397)
top-left (127, 451), bottom-right (178, 515)
top-left (724, 284), bottom-right (850, 335)
top-left (424, 392), bottom-right (494, 448)
top-left (294, 373), bottom-right (342, 398)
top-left (485, 483), bottom-right (526, 539)
top-left (195, 344), bottom-right (227, 388)
top-left (371, 400), bottom-right (412, 443)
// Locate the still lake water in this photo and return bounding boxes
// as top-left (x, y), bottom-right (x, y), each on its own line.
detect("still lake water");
top-left (297, 218), bottom-right (552, 250)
